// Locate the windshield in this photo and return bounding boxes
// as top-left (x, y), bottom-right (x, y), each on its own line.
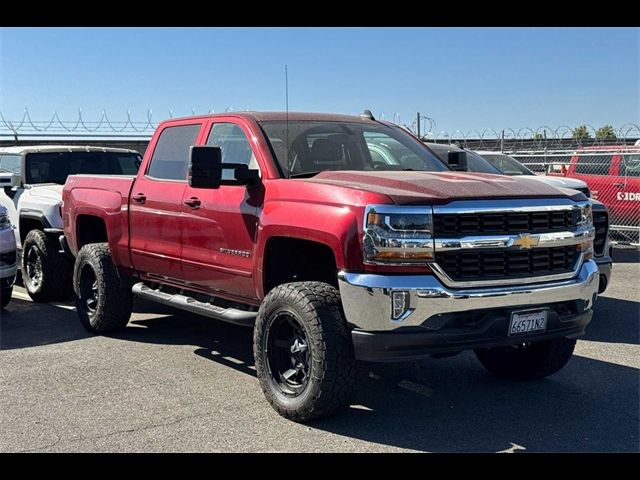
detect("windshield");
top-left (480, 153), bottom-right (534, 176)
top-left (25, 151), bottom-right (141, 184)
top-left (258, 121), bottom-right (448, 177)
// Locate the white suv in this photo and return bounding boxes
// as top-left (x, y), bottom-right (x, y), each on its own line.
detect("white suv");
top-left (0, 205), bottom-right (17, 309)
top-left (0, 145), bottom-right (141, 301)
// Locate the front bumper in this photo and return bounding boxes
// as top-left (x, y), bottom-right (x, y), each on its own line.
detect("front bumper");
top-left (594, 253), bottom-right (612, 294)
top-left (0, 227), bottom-right (18, 285)
top-left (338, 260), bottom-right (599, 362)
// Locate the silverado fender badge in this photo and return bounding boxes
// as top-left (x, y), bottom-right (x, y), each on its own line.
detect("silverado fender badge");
top-left (512, 234), bottom-right (539, 250)
top-left (220, 248), bottom-right (251, 258)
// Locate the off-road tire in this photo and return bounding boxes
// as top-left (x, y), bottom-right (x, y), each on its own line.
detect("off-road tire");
top-left (1, 286), bottom-right (12, 309)
top-left (254, 282), bottom-right (356, 422)
top-left (21, 229), bottom-right (71, 302)
top-left (475, 337), bottom-right (576, 380)
top-left (73, 242), bottom-right (132, 334)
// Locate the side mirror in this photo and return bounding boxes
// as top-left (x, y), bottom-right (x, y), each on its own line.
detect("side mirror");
top-left (188, 146), bottom-right (260, 189)
top-left (0, 172), bottom-right (21, 188)
top-left (0, 172), bottom-right (21, 198)
top-left (448, 151), bottom-right (468, 171)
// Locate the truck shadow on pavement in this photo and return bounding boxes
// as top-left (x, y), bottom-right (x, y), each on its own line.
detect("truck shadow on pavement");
top-left (584, 296), bottom-right (639, 345)
top-left (0, 298), bottom-right (91, 350)
top-left (116, 299), bottom-right (639, 453)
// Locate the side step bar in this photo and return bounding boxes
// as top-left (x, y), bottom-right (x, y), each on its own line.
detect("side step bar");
top-left (132, 283), bottom-right (256, 327)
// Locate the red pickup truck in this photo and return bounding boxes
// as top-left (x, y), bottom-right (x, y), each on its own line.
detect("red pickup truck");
top-left (62, 112), bottom-right (599, 421)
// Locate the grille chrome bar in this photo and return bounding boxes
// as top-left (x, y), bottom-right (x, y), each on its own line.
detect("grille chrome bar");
top-left (434, 228), bottom-right (594, 252)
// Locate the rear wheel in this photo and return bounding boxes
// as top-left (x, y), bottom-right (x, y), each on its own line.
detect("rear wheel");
top-left (474, 337), bottom-right (576, 380)
top-left (73, 243), bottom-right (132, 334)
top-left (254, 282), bottom-right (356, 422)
top-left (21, 229), bottom-right (71, 302)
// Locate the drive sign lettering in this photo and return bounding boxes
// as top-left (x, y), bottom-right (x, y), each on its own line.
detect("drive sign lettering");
top-left (617, 192), bottom-right (640, 201)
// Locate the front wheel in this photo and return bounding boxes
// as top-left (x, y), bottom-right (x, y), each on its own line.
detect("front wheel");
top-left (73, 243), bottom-right (132, 334)
top-left (253, 282), bottom-right (356, 422)
top-left (474, 337), bottom-right (576, 380)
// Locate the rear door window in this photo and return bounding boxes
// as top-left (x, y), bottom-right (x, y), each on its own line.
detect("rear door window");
top-left (575, 155), bottom-right (612, 176)
top-left (147, 124), bottom-right (201, 181)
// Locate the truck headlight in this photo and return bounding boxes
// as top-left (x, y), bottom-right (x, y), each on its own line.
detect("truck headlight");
top-left (577, 203), bottom-right (592, 228)
top-left (0, 212), bottom-right (11, 230)
top-left (363, 205), bottom-right (434, 264)
top-left (576, 203), bottom-right (594, 260)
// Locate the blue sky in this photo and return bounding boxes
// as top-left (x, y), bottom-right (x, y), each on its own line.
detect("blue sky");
top-left (0, 27), bottom-right (637, 134)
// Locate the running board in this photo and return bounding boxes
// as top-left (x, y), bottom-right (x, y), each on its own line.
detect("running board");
top-left (132, 283), bottom-right (256, 327)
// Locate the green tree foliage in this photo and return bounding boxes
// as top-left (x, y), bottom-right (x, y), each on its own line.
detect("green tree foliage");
top-left (596, 125), bottom-right (617, 140)
top-left (572, 125), bottom-right (591, 139)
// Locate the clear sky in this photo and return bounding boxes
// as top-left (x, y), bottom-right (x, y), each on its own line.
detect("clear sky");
top-left (0, 27), bottom-right (638, 135)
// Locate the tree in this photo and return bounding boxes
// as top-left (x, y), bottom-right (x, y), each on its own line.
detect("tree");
top-left (572, 125), bottom-right (591, 140)
top-left (533, 133), bottom-right (545, 140)
top-left (596, 125), bottom-right (617, 140)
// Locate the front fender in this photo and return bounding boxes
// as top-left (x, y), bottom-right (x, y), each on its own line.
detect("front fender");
top-left (254, 200), bottom-right (365, 298)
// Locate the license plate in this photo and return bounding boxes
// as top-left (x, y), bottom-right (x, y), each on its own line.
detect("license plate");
top-left (508, 309), bottom-right (548, 336)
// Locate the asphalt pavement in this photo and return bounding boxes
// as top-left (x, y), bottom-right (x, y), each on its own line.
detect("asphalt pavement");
top-left (1, 248), bottom-right (638, 452)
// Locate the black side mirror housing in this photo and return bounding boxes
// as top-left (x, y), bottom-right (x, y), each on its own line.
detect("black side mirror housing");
top-left (189, 146), bottom-right (223, 189)
top-left (448, 151), bottom-right (468, 171)
top-left (188, 146), bottom-right (261, 189)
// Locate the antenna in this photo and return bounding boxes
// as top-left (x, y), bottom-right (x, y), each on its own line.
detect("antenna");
top-left (285, 65), bottom-right (290, 179)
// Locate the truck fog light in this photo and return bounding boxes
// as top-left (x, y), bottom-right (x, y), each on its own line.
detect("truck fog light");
top-left (391, 291), bottom-right (411, 321)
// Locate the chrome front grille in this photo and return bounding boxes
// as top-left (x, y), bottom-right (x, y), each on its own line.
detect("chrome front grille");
top-left (430, 199), bottom-right (593, 287)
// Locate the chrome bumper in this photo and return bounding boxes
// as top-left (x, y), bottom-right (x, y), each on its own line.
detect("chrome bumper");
top-left (338, 260), bottom-right (599, 331)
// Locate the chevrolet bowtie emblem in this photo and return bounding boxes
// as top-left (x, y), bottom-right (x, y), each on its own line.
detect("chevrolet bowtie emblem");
top-left (513, 234), bottom-right (539, 250)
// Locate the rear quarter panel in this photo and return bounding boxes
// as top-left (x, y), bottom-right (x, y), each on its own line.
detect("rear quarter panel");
top-left (63, 175), bottom-right (135, 268)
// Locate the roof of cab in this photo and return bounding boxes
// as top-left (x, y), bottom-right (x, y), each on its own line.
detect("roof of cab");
top-left (0, 145), bottom-right (140, 155)
top-left (162, 111), bottom-right (378, 124)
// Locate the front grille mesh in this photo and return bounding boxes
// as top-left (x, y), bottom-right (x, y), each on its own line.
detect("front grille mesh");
top-left (593, 210), bottom-right (608, 256)
top-left (433, 210), bottom-right (579, 237)
top-left (435, 246), bottom-right (578, 282)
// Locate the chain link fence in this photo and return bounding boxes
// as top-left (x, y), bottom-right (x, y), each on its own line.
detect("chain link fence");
top-left (503, 149), bottom-right (640, 245)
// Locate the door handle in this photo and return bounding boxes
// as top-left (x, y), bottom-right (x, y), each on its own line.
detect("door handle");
top-left (184, 197), bottom-right (201, 209)
top-left (132, 193), bottom-right (146, 204)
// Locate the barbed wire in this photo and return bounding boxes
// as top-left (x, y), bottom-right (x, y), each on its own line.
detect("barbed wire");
top-left (0, 109), bottom-right (638, 149)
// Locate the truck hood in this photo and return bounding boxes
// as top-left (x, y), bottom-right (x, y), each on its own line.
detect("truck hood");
top-left (28, 184), bottom-right (64, 202)
top-left (304, 171), bottom-right (581, 205)
top-left (527, 175), bottom-right (588, 190)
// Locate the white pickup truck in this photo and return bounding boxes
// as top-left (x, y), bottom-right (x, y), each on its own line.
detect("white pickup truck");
top-left (0, 145), bottom-right (141, 301)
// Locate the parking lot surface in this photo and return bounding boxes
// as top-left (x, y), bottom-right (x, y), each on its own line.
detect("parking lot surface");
top-left (1, 248), bottom-right (638, 452)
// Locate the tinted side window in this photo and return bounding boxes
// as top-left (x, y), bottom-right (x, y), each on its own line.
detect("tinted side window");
top-left (620, 154), bottom-right (640, 177)
top-left (575, 155), bottom-right (612, 176)
top-left (0, 154), bottom-right (21, 174)
top-left (147, 124), bottom-right (201, 180)
top-left (206, 123), bottom-right (258, 180)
